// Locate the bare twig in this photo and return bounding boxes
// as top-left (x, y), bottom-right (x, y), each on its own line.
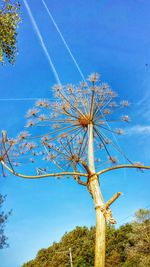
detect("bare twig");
top-left (105, 192), bottom-right (122, 209)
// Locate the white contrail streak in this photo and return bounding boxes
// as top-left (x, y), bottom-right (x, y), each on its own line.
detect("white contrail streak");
top-left (41, 0), bottom-right (86, 83)
top-left (42, 0), bottom-right (126, 177)
top-left (0, 97), bottom-right (56, 101)
top-left (23, 1), bottom-right (126, 180)
top-left (23, 0), bottom-right (61, 85)
top-left (0, 98), bottom-right (40, 101)
top-left (0, 98), bottom-right (37, 101)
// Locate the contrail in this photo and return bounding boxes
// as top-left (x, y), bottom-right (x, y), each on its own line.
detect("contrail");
top-left (23, 1), bottom-right (126, 180)
top-left (0, 98), bottom-right (41, 101)
top-left (41, 0), bottom-right (86, 83)
top-left (23, 0), bottom-right (61, 85)
top-left (41, 0), bottom-right (126, 177)
top-left (0, 97), bottom-right (56, 101)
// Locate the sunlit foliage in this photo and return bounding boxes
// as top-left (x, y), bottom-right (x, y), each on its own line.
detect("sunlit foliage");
top-left (0, 194), bottom-right (11, 249)
top-left (22, 209), bottom-right (150, 267)
top-left (0, 0), bottom-right (20, 64)
top-left (125, 209), bottom-right (150, 267)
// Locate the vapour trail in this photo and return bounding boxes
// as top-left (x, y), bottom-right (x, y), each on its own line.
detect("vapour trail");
top-left (41, 0), bottom-right (124, 156)
top-left (24, 0), bottom-right (126, 179)
top-left (41, 0), bottom-right (86, 83)
top-left (41, 0), bottom-right (126, 173)
top-left (0, 97), bottom-right (57, 101)
top-left (23, 0), bottom-right (61, 85)
top-left (0, 98), bottom-right (40, 101)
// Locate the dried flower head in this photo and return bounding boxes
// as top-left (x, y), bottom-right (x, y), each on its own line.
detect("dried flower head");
top-left (88, 73), bottom-right (100, 83)
top-left (115, 129), bottom-right (124, 135)
top-left (122, 115), bottom-right (130, 122)
top-left (17, 131), bottom-right (30, 141)
top-left (26, 108), bottom-right (39, 118)
top-left (38, 114), bottom-right (47, 121)
top-left (26, 120), bottom-right (36, 128)
top-left (36, 99), bottom-right (50, 108)
top-left (1, 73), bottom-right (133, 174)
top-left (108, 156), bottom-right (118, 164)
top-left (120, 100), bottom-right (130, 107)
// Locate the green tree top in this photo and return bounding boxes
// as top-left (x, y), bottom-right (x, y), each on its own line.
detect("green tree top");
top-left (21, 209), bottom-right (150, 267)
top-left (0, 194), bottom-right (12, 249)
top-left (0, 0), bottom-right (20, 64)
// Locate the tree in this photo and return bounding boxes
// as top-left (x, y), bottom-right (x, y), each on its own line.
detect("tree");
top-left (21, 226), bottom-right (95, 267)
top-left (0, 0), bottom-right (20, 250)
top-left (0, 73), bottom-right (150, 266)
top-left (22, 210), bottom-right (149, 267)
top-left (0, 194), bottom-right (11, 248)
top-left (105, 223), bottom-right (132, 265)
top-left (0, 0), bottom-right (20, 64)
top-left (124, 209), bottom-right (150, 267)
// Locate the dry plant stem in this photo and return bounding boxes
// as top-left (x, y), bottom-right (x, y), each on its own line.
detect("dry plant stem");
top-left (89, 174), bottom-right (106, 267)
top-left (88, 123), bottom-right (106, 267)
top-left (97, 164), bottom-right (150, 176)
top-left (0, 160), bottom-right (88, 179)
top-left (105, 192), bottom-right (122, 210)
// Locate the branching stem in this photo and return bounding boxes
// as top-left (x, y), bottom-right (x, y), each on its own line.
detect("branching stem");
top-left (0, 160), bottom-right (88, 179)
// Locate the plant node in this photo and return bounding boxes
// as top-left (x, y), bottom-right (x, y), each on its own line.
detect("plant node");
top-left (78, 113), bottom-right (92, 127)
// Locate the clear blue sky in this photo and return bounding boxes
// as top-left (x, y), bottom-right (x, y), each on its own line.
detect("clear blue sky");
top-left (0, 0), bottom-right (150, 266)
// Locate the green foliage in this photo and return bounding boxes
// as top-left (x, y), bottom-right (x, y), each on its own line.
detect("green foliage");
top-left (105, 223), bottom-right (132, 266)
top-left (0, 194), bottom-right (12, 248)
top-left (123, 209), bottom-right (150, 267)
top-left (22, 227), bottom-right (95, 267)
top-left (0, 0), bottom-right (21, 64)
top-left (22, 209), bottom-right (150, 267)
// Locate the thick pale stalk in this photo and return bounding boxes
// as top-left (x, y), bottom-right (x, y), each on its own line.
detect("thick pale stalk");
top-left (69, 247), bottom-right (73, 267)
top-left (88, 123), bottom-right (106, 267)
top-left (95, 203), bottom-right (106, 267)
top-left (88, 123), bottom-right (95, 173)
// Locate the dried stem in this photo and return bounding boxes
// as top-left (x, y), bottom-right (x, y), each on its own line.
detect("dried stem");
top-left (105, 192), bottom-right (122, 209)
top-left (0, 160), bottom-right (88, 179)
top-left (97, 164), bottom-right (150, 176)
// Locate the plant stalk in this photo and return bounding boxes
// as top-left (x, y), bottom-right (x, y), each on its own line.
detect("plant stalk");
top-left (88, 123), bottom-right (106, 267)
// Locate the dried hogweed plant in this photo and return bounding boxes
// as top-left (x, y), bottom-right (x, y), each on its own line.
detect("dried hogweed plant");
top-left (1, 73), bottom-right (150, 267)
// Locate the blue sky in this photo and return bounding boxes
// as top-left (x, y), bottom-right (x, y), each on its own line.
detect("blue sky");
top-left (0, 0), bottom-right (150, 266)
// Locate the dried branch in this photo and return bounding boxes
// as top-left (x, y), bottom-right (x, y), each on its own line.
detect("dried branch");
top-left (0, 160), bottom-right (88, 179)
top-left (105, 192), bottom-right (122, 209)
top-left (97, 164), bottom-right (150, 176)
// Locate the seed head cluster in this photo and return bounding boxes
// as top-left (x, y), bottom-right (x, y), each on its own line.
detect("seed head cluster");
top-left (0, 73), bottom-right (134, 176)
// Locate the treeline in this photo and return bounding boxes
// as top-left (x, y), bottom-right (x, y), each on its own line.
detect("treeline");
top-left (22, 209), bottom-right (150, 267)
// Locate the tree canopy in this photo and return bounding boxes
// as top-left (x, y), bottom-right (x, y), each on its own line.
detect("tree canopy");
top-left (0, 0), bottom-right (20, 64)
top-left (22, 209), bottom-right (150, 267)
top-left (0, 194), bottom-right (11, 249)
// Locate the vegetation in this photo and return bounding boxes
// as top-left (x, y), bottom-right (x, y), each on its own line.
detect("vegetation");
top-left (22, 209), bottom-right (150, 267)
top-left (0, 0), bottom-right (20, 250)
top-left (1, 74), bottom-right (150, 266)
top-left (0, 194), bottom-right (11, 248)
top-left (0, 0), bottom-right (20, 64)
